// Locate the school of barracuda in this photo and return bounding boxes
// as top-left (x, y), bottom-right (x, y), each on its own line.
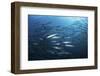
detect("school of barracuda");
top-left (28, 16), bottom-right (88, 60)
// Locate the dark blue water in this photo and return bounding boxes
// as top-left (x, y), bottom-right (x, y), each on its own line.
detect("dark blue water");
top-left (28, 15), bottom-right (88, 61)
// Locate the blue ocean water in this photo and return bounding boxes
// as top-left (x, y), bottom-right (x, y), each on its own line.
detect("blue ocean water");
top-left (28, 15), bottom-right (88, 61)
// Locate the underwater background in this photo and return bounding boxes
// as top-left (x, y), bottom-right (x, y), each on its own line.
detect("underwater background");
top-left (28, 15), bottom-right (88, 61)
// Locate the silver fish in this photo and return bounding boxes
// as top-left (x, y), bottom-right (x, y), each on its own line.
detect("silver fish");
top-left (54, 43), bottom-right (60, 45)
top-left (51, 36), bottom-right (60, 39)
top-left (66, 37), bottom-right (71, 38)
top-left (48, 51), bottom-right (55, 54)
top-left (63, 41), bottom-right (71, 44)
top-left (47, 34), bottom-right (57, 38)
top-left (51, 41), bottom-right (57, 43)
top-left (33, 43), bottom-right (38, 45)
top-left (65, 44), bottom-right (74, 47)
top-left (53, 47), bottom-right (62, 49)
top-left (58, 52), bottom-right (70, 55)
top-left (39, 38), bottom-right (43, 40)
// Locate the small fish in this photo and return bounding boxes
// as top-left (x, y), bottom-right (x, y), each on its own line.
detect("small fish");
top-left (66, 37), bottom-right (71, 38)
top-left (33, 43), bottom-right (38, 45)
top-left (48, 51), bottom-right (55, 54)
top-left (51, 36), bottom-right (60, 39)
top-left (63, 41), bottom-right (71, 44)
top-left (65, 45), bottom-right (74, 47)
top-left (40, 38), bottom-right (43, 40)
top-left (51, 41), bottom-right (57, 43)
top-left (53, 47), bottom-right (61, 49)
top-left (54, 43), bottom-right (60, 45)
top-left (58, 52), bottom-right (70, 55)
top-left (47, 34), bottom-right (57, 38)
